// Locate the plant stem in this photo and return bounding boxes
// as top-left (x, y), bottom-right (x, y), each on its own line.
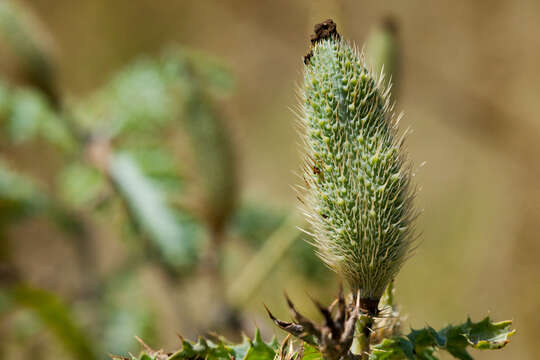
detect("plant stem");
top-left (359, 315), bottom-right (374, 360)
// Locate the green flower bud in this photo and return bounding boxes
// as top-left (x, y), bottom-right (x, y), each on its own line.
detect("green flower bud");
top-left (299, 21), bottom-right (416, 313)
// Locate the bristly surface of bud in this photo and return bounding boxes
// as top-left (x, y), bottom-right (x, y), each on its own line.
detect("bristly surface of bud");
top-left (299, 21), bottom-right (416, 313)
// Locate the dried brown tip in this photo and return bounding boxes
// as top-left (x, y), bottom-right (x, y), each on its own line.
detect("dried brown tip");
top-left (304, 19), bottom-right (340, 65)
top-left (265, 302), bottom-right (319, 346)
top-left (176, 332), bottom-right (185, 344)
top-left (264, 304), bottom-right (302, 334)
top-left (284, 293), bottom-right (322, 338)
top-left (263, 303), bottom-right (279, 322)
top-left (311, 19), bottom-right (340, 44)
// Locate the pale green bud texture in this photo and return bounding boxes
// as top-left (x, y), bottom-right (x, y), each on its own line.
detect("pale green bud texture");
top-left (301, 37), bottom-right (415, 303)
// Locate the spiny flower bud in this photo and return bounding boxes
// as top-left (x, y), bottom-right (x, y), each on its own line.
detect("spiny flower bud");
top-left (299, 20), bottom-right (416, 314)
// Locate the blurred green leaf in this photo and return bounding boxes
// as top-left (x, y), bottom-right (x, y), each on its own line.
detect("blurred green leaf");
top-left (74, 57), bottom-right (184, 137)
top-left (8, 88), bottom-right (40, 142)
top-left (109, 152), bottom-right (199, 270)
top-left (1, 284), bottom-right (99, 360)
top-left (0, 158), bottom-right (87, 239)
top-left (122, 145), bottom-right (185, 195)
top-left (57, 162), bottom-right (107, 208)
top-left (176, 63), bottom-right (237, 231)
top-left (73, 48), bottom-right (237, 228)
top-left (0, 159), bottom-right (46, 224)
top-left (0, 80), bottom-right (11, 120)
top-left (179, 49), bottom-right (235, 96)
top-left (1, 85), bottom-right (75, 151)
top-left (370, 317), bottom-right (515, 360)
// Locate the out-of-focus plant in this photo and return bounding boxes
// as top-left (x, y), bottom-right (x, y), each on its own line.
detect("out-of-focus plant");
top-left (0, 0), bottom-right (282, 357)
top-left (365, 16), bottom-right (400, 97)
top-left (1, 1), bottom-right (327, 358)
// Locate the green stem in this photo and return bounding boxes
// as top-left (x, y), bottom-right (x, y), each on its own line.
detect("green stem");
top-left (360, 315), bottom-right (374, 360)
top-left (227, 212), bottom-right (302, 308)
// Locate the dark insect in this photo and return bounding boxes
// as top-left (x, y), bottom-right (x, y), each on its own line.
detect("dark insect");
top-left (312, 165), bottom-right (325, 182)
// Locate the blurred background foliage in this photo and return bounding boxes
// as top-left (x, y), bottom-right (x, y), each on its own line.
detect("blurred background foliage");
top-left (0, 0), bottom-right (537, 359)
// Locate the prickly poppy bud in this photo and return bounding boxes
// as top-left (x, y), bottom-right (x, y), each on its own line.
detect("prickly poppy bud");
top-left (299, 20), bottom-right (416, 314)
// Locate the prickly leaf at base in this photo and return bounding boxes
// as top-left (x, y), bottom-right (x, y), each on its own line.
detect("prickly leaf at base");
top-left (122, 330), bottom-right (278, 360)
top-left (370, 317), bottom-right (515, 360)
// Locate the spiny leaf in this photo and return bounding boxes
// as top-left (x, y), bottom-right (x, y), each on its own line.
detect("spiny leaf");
top-left (128, 331), bottom-right (278, 360)
top-left (245, 329), bottom-right (278, 360)
top-left (461, 317), bottom-right (514, 350)
top-left (370, 317), bottom-right (515, 360)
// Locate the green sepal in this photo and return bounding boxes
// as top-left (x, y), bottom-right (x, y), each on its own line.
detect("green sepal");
top-left (370, 317), bottom-right (515, 360)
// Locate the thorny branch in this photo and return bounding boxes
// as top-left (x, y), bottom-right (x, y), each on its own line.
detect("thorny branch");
top-left (265, 286), bottom-right (376, 360)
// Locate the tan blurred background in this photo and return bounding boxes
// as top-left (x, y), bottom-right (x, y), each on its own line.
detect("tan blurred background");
top-left (2, 0), bottom-right (540, 359)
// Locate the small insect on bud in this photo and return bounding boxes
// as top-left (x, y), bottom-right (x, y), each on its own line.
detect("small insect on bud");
top-left (299, 19), bottom-right (416, 315)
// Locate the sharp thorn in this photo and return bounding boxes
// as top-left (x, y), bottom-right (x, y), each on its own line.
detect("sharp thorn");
top-left (135, 336), bottom-right (153, 353)
top-left (264, 304), bottom-right (278, 321)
